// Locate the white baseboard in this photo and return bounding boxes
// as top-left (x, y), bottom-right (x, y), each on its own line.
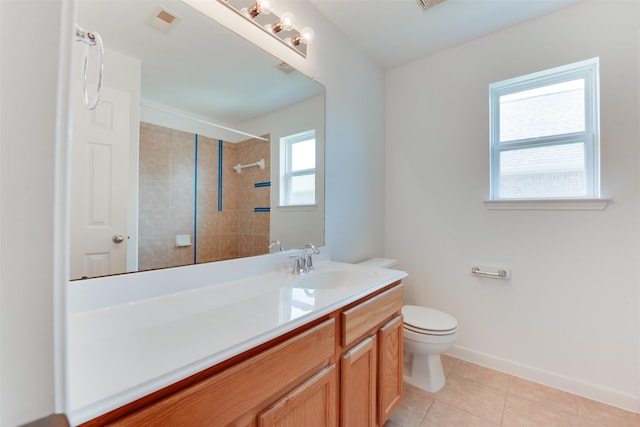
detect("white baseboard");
top-left (448, 345), bottom-right (640, 414)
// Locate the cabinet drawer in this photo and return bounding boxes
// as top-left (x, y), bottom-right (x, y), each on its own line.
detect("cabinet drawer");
top-left (341, 284), bottom-right (403, 347)
top-left (108, 319), bottom-right (335, 426)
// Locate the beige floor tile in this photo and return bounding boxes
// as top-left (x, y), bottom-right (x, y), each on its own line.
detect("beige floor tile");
top-left (502, 394), bottom-right (581, 427)
top-left (452, 359), bottom-right (510, 392)
top-left (433, 374), bottom-right (507, 424)
top-left (508, 376), bottom-right (579, 417)
top-left (386, 383), bottom-right (435, 427)
top-left (442, 354), bottom-right (458, 375)
top-left (389, 358), bottom-right (640, 427)
top-left (576, 396), bottom-right (640, 427)
top-left (420, 400), bottom-right (498, 427)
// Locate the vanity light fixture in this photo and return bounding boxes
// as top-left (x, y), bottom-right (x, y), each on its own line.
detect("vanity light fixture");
top-left (240, 0), bottom-right (271, 18)
top-left (265, 11), bottom-right (295, 34)
top-left (290, 27), bottom-right (315, 47)
top-left (218, 0), bottom-right (314, 57)
top-left (417, 0), bottom-right (446, 11)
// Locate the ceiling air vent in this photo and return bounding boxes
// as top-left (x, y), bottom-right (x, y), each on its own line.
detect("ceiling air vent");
top-left (417, 0), bottom-right (446, 11)
top-left (147, 7), bottom-right (181, 33)
top-left (276, 62), bottom-right (296, 74)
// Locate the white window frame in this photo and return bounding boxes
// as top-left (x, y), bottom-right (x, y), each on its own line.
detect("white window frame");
top-left (489, 58), bottom-right (600, 202)
top-left (280, 129), bottom-right (316, 206)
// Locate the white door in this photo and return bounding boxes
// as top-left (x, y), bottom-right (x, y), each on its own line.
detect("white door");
top-left (70, 86), bottom-right (131, 279)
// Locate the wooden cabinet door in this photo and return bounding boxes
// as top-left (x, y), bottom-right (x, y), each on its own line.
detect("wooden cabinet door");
top-left (258, 364), bottom-right (337, 427)
top-left (341, 335), bottom-right (377, 427)
top-left (377, 315), bottom-right (403, 426)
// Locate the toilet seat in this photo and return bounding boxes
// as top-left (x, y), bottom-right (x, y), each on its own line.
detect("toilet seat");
top-left (402, 305), bottom-right (458, 335)
top-left (404, 323), bottom-right (456, 336)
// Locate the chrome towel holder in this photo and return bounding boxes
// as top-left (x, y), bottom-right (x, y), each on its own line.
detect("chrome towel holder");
top-left (471, 265), bottom-right (510, 279)
top-left (74, 24), bottom-right (104, 110)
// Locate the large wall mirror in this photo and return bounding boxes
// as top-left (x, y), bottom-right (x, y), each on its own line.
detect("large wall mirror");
top-left (70, 0), bottom-right (325, 280)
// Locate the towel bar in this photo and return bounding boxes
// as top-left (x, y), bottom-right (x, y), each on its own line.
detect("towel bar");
top-left (471, 266), bottom-right (507, 278)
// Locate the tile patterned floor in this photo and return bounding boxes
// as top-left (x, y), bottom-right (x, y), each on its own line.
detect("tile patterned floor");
top-left (385, 355), bottom-right (640, 427)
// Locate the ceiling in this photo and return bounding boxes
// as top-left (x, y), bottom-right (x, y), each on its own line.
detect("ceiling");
top-left (309, 0), bottom-right (584, 69)
top-left (76, 0), bottom-right (324, 125)
top-left (74, 0), bottom-right (584, 125)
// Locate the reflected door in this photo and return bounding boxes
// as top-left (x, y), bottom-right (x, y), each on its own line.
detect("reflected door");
top-left (70, 86), bottom-right (130, 279)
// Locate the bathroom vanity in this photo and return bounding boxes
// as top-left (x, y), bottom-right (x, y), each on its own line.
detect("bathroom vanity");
top-left (67, 254), bottom-right (407, 426)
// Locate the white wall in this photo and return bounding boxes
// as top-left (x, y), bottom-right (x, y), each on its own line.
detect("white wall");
top-left (0, 1), bottom-right (72, 425)
top-left (386, 0), bottom-right (640, 411)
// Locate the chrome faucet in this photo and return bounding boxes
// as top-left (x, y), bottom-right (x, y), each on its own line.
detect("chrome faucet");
top-left (291, 255), bottom-right (306, 275)
top-left (291, 243), bottom-right (320, 274)
top-left (302, 243), bottom-right (320, 273)
top-left (268, 240), bottom-right (284, 253)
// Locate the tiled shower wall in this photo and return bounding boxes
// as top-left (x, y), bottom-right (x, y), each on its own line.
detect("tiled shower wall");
top-left (138, 122), bottom-right (270, 271)
top-left (235, 138), bottom-right (270, 258)
top-left (138, 123), bottom-right (195, 271)
top-left (194, 135), bottom-right (227, 264)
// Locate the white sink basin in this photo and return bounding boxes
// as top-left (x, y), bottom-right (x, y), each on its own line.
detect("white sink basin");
top-left (291, 269), bottom-right (376, 290)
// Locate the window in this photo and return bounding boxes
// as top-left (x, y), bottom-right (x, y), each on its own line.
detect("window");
top-left (489, 58), bottom-right (600, 200)
top-left (280, 130), bottom-right (316, 206)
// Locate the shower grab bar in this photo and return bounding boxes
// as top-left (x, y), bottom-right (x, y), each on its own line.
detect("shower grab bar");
top-left (74, 24), bottom-right (104, 110)
top-left (233, 159), bottom-right (265, 174)
top-left (471, 267), bottom-right (507, 278)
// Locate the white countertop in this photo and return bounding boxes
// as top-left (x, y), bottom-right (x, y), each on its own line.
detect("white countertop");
top-left (66, 254), bottom-right (407, 425)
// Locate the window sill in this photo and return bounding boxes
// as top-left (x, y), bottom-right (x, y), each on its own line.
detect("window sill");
top-left (277, 204), bottom-right (318, 212)
top-left (483, 198), bottom-right (610, 211)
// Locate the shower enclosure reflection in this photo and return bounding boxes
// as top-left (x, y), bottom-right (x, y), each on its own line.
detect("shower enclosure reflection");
top-left (138, 123), bottom-right (271, 271)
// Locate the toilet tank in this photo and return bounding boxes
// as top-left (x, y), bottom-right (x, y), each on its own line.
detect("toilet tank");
top-left (357, 258), bottom-right (398, 269)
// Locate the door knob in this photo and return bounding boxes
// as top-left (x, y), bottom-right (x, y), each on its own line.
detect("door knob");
top-left (112, 234), bottom-right (125, 244)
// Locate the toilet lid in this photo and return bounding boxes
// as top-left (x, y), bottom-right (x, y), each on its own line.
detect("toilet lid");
top-left (402, 305), bottom-right (458, 332)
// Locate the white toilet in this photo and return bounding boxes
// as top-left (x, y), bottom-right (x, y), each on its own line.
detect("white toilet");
top-left (402, 305), bottom-right (458, 393)
top-left (357, 258), bottom-right (458, 393)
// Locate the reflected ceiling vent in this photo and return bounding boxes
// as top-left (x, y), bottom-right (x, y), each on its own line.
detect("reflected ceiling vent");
top-left (146, 7), bottom-right (181, 33)
top-left (417, 0), bottom-right (446, 11)
top-left (276, 62), bottom-right (296, 74)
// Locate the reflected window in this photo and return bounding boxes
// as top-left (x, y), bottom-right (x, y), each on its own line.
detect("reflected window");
top-left (280, 130), bottom-right (316, 206)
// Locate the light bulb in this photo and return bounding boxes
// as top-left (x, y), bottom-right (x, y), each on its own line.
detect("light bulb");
top-left (299, 27), bottom-right (315, 44)
top-left (258, 0), bottom-right (272, 14)
top-left (279, 12), bottom-right (295, 31)
top-left (271, 11), bottom-right (295, 33)
top-left (291, 27), bottom-right (315, 46)
top-left (247, 0), bottom-right (271, 17)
